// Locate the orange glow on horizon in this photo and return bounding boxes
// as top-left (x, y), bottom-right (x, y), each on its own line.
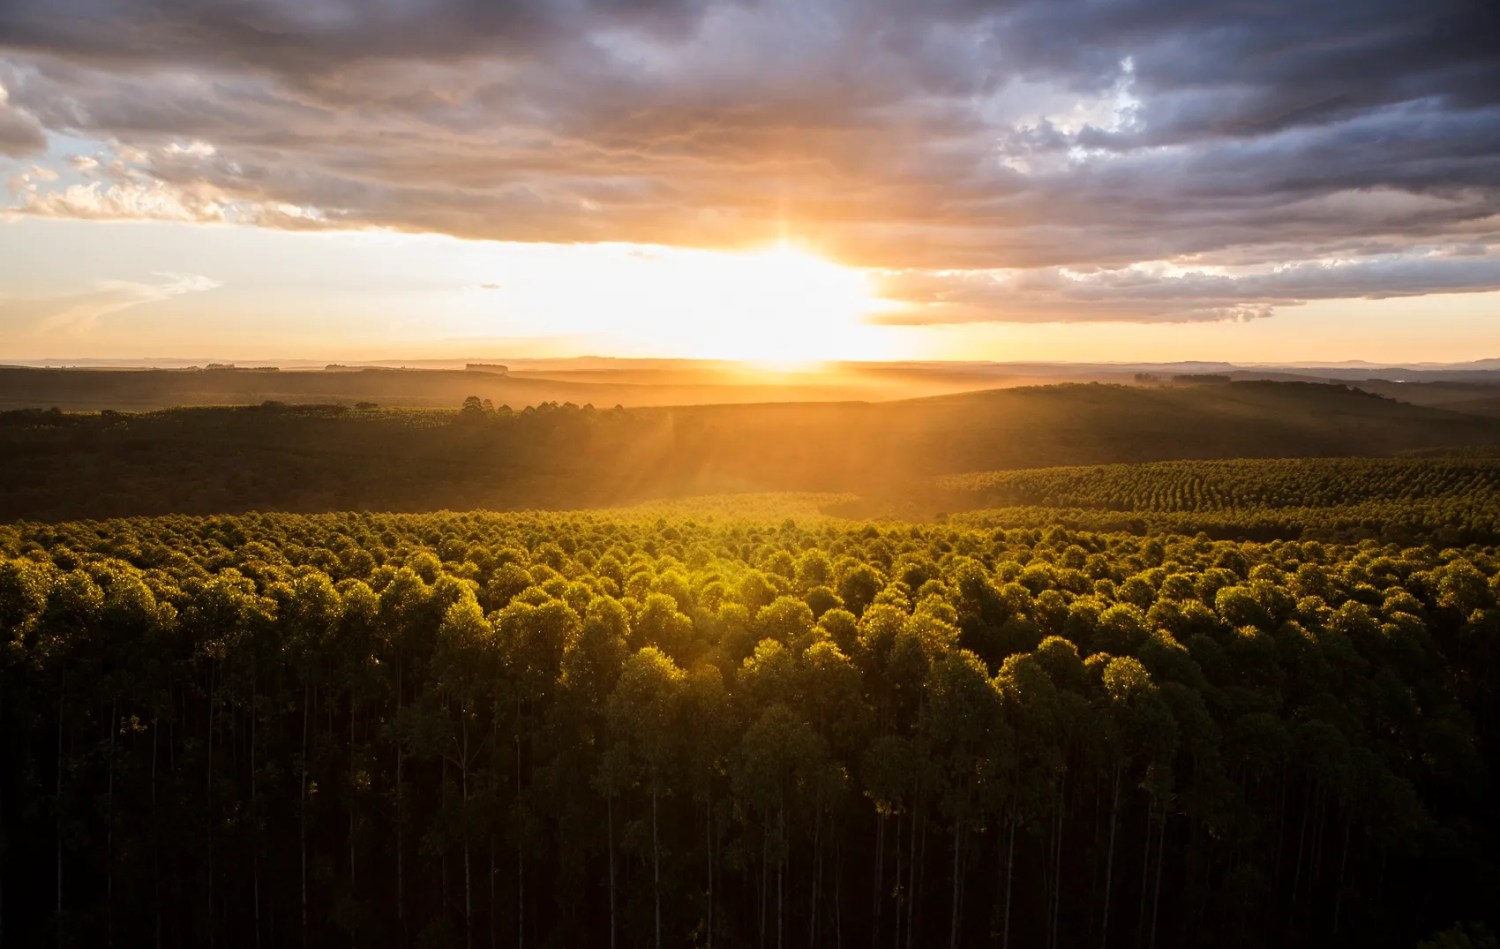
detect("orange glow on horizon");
top-left (477, 239), bottom-right (901, 363)
top-left (653, 241), bottom-right (890, 362)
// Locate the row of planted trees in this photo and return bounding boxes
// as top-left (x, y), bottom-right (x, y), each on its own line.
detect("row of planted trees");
top-left (1, 510), bottom-right (1497, 947)
top-left (938, 456), bottom-right (1500, 514)
top-left (936, 455), bottom-right (1500, 546)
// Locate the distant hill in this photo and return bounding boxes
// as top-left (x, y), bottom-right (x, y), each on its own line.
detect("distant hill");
top-left (9, 361), bottom-right (1500, 413)
top-left (3, 381), bottom-right (1498, 521)
top-left (0, 365), bottom-right (650, 411)
top-left (856, 380), bottom-right (1500, 472)
top-left (0, 363), bottom-right (1037, 410)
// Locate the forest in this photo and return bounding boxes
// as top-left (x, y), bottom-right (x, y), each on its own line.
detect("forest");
top-left (2, 480), bottom-right (1498, 947)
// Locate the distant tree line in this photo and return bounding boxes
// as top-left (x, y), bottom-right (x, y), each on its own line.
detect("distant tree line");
top-left (1171, 375), bottom-right (1233, 385)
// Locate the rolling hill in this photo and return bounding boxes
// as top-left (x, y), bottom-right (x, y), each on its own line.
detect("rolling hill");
top-left (4, 381), bottom-right (1499, 521)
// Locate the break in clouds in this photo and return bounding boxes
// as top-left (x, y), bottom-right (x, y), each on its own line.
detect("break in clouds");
top-left (1, 0), bottom-right (1498, 323)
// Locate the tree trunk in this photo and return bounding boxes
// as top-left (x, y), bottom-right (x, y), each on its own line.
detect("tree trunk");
top-left (1272, 764), bottom-right (1287, 896)
top-left (871, 812), bottom-right (885, 945)
top-left (891, 811), bottom-right (903, 949)
top-left (835, 828), bottom-right (843, 949)
top-left (463, 713), bottom-right (473, 949)
top-left (1050, 776), bottom-right (1066, 949)
top-left (707, 792), bottom-right (715, 949)
top-left (1331, 816), bottom-right (1351, 936)
top-left (488, 692), bottom-right (498, 949)
top-left (251, 662), bottom-right (262, 949)
top-left (395, 660), bottom-right (405, 942)
top-left (55, 684), bottom-right (63, 946)
top-left (442, 758), bottom-right (451, 925)
top-left (1290, 781), bottom-right (1313, 922)
top-left (349, 703), bottom-right (357, 949)
top-left (1002, 818), bottom-right (1016, 949)
top-left (948, 823), bottom-right (962, 949)
top-left (911, 816), bottom-right (926, 949)
top-left (652, 781), bottom-right (663, 949)
top-left (810, 806), bottom-right (821, 949)
top-left (1136, 803), bottom-right (1152, 949)
top-left (152, 716), bottom-right (162, 949)
top-left (760, 822), bottom-right (769, 949)
top-left (905, 805), bottom-right (919, 949)
top-left (1149, 811), bottom-right (1166, 949)
top-left (206, 666), bottom-right (216, 949)
top-left (777, 793), bottom-right (785, 949)
top-left (301, 684), bottom-right (311, 948)
top-left (607, 795), bottom-right (617, 949)
top-left (515, 726), bottom-right (524, 949)
top-left (107, 697), bottom-right (117, 949)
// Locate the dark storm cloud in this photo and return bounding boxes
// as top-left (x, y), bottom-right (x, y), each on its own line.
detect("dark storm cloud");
top-left (999, 0), bottom-right (1500, 139)
top-left (2, 0), bottom-right (1498, 321)
top-left (0, 0), bottom-right (716, 73)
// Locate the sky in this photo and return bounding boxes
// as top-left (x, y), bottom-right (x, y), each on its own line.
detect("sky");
top-left (1, 0), bottom-right (1498, 364)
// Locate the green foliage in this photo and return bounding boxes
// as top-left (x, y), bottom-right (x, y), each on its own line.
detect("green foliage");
top-left (942, 455), bottom-right (1500, 544)
top-left (0, 504), bottom-right (1497, 946)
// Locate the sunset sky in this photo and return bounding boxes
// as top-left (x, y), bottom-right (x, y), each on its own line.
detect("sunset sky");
top-left (1, 0), bottom-right (1497, 364)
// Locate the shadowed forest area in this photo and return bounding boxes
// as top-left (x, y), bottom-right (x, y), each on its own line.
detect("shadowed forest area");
top-left (1, 381), bottom-right (1499, 947)
top-left (3, 382), bottom-right (1499, 521)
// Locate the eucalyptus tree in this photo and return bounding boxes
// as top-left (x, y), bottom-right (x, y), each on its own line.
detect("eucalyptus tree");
top-left (608, 647), bottom-right (686, 949)
top-left (274, 571), bottom-right (345, 948)
top-left (495, 596), bottom-right (580, 948)
top-left (918, 648), bottom-right (1003, 949)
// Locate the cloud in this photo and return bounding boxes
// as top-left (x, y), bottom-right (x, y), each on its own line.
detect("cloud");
top-left (0, 81), bottom-right (45, 156)
top-left (9, 141), bottom-right (332, 226)
top-left (0, 0), bottom-right (1497, 321)
top-left (876, 252), bottom-right (1500, 323)
top-left (16, 178), bottom-right (231, 222)
top-left (2, 272), bottom-right (222, 338)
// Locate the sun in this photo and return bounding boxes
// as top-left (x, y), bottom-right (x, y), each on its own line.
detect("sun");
top-left (471, 239), bottom-right (895, 363)
top-left (675, 241), bottom-right (884, 364)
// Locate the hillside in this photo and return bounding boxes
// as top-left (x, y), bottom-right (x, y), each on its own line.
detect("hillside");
top-left (4, 381), bottom-right (1499, 521)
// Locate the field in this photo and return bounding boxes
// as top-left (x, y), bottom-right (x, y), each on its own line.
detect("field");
top-left (1, 381), bottom-right (1498, 947)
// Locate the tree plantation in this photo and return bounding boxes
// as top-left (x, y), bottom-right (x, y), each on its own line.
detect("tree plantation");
top-left (933, 455), bottom-right (1500, 547)
top-left (2, 500), bottom-right (1497, 947)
